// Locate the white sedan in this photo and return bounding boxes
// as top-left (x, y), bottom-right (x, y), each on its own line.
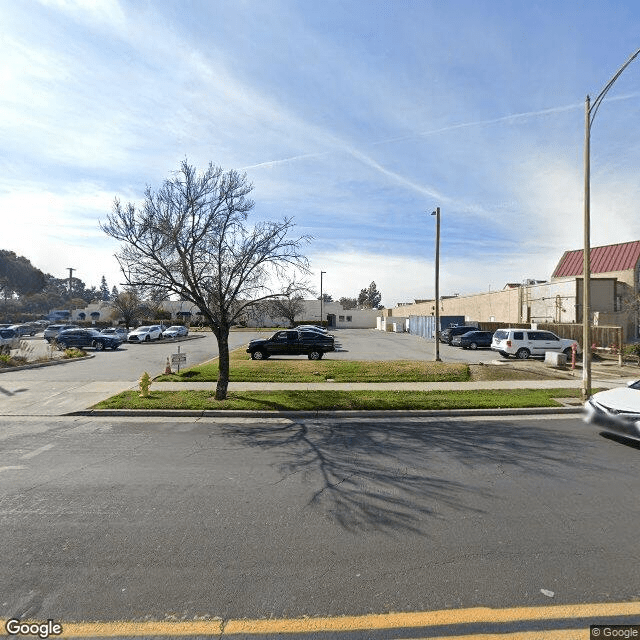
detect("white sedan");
top-left (127, 325), bottom-right (164, 342)
top-left (584, 380), bottom-right (640, 442)
top-left (162, 325), bottom-right (188, 339)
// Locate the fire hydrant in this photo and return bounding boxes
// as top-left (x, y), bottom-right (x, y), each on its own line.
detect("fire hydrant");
top-left (139, 371), bottom-right (152, 397)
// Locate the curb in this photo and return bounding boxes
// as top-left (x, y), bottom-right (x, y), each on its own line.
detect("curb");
top-left (68, 407), bottom-right (585, 418)
top-left (0, 354), bottom-right (95, 373)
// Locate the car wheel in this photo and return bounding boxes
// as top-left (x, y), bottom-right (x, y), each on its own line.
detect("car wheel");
top-left (469, 342), bottom-right (478, 350)
top-left (563, 347), bottom-right (573, 357)
top-left (251, 350), bottom-right (266, 360)
top-left (516, 348), bottom-right (530, 360)
top-left (93, 340), bottom-right (105, 351)
top-left (145, 335), bottom-right (150, 342)
top-left (499, 351), bottom-right (510, 359)
top-left (308, 350), bottom-right (323, 360)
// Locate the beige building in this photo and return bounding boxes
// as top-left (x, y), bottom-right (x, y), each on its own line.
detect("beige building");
top-left (389, 240), bottom-right (640, 341)
top-left (73, 299), bottom-right (381, 330)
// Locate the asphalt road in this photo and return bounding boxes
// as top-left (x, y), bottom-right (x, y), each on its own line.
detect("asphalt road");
top-left (1, 413), bottom-right (639, 634)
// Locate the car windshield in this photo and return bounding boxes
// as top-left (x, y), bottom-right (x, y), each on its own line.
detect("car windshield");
top-left (136, 326), bottom-right (151, 331)
top-left (167, 326), bottom-right (182, 331)
top-left (628, 381), bottom-right (640, 390)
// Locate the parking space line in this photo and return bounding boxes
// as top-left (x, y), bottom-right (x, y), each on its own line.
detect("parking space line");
top-left (20, 443), bottom-right (55, 460)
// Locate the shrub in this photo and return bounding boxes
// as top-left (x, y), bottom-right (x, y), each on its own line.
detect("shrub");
top-left (63, 348), bottom-right (87, 359)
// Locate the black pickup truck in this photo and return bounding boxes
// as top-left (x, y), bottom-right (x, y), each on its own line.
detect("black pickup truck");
top-left (247, 329), bottom-right (335, 360)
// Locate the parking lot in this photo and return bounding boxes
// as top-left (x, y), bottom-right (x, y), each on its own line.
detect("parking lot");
top-left (13, 327), bottom-right (500, 372)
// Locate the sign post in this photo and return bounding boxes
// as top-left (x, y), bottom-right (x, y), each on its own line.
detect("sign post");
top-left (171, 345), bottom-right (187, 373)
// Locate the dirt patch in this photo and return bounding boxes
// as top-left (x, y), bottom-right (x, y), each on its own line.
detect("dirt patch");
top-left (469, 362), bottom-right (578, 381)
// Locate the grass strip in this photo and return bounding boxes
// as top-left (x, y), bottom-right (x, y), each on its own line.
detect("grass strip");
top-left (93, 388), bottom-right (583, 411)
top-left (157, 350), bottom-right (471, 383)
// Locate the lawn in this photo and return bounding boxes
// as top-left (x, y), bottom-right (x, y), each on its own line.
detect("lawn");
top-left (156, 348), bottom-right (471, 383)
top-left (93, 388), bottom-right (584, 411)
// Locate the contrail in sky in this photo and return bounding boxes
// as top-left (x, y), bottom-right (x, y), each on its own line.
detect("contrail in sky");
top-left (373, 92), bottom-right (640, 146)
top-left (243, 93), bottom-right (640, 171)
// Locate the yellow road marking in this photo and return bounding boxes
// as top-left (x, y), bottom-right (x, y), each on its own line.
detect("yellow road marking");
top-left (2, 600), bottom-right (638, 637)
top-left (396, 632), bottom-right (587, 640)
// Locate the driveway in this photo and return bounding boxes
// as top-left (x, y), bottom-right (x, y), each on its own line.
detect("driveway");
top-left (0, 331), bottom-right (264, 415)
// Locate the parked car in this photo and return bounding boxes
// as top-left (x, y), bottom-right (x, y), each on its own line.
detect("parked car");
top-left (296, 325), bottom-right (329, 334)
top-left (247, 329), bottom-right (335, 360)
top-left (128, 325), bottom-right (164, 342)
top-left (440, 325), bottom-right (479, 345)
top-left (44, 324), bottom-right (79, 342)
top-left (452, 330), bottom-right (494, 350)
top-left (491, 328), bottom-right (580, 360)
top-left (100, 327), bottom-right (128, 338)
top-left (0, 328), bottom-right (20, 352)
top-left (54, 328), bottom-right (123, 351)
top-left (8, 323), bottom-right (38, 337)
top-left (162, 325), bottom-right (189, 339)
top-left (584, 380), bottom-right (640, 443)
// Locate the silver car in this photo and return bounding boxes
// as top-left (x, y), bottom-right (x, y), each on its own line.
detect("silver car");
top-left (162, 325), bottom-right (188, 339)
top-left (44, 324), bottom-right (79, 342)
top-left (584, 381), bottom-right (640, 443)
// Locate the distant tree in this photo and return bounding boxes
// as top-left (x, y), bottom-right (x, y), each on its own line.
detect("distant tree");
top-left (339, 296), bottom-right (358, 310)
top-left (317, 293), bottom-right (333, 303)
top-left (268, 295), bottom-right (306, 327)
top-left (99, 276), bottom-right (110, 301)
top-left (101, 160), bottom-right (311, 399)
top-left (358, 281), bottom-right (382, 309)
top-left (0, 250), bottom-right (47, 300)
top-left (111, 285), bottom-right (119, 298)
top-left (142, 286), bottom-right (170, 322)
top-left (110, 289), bottom-right (145, 329)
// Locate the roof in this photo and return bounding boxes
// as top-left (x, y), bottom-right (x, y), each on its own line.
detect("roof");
top-left (552, 240), bottom-right (640, 278)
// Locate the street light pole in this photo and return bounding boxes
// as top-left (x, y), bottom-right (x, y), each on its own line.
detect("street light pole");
top-left (431, 207), bottom-right (441, 361)
top-left (582, 96), bottom-right (591, 401)
top-left (320, 270), bottom-right (326, 327)
top-left (582, 47), bottom-right (640, 400)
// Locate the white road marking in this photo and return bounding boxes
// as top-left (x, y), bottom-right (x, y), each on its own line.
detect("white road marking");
top-left (0, 466), bottom-right (27, 472)
top-left (20, 443), bottom-right (55, 460)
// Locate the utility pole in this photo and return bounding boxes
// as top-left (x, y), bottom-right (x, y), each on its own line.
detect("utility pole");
top-left (320, 271), bottom-right (326, 327)
top-left (431, 208), bottom-right (441, 361)
top-left (581, 46), bottom-right (640, 400)
top-left (67, 267), bottom-right (75, 322)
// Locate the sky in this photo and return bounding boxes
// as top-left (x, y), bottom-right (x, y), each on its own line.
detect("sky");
top-left (2, 0), bottom-right (640, 308)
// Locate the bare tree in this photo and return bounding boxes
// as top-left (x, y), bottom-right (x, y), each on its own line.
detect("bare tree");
top-left (267, 295), bottom-right (306, 327)
top-left (101, 160), bottom-right (311, 399)
top-left (110, 289), bottom-right (145, 329)
top-left (339, 296), bottom-right (357, 310)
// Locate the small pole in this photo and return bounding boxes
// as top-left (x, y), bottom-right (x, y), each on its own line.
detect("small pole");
top-left (177, 345), bottom-right (181, 374)
top-left (431, 208), bottom-right (441, 362)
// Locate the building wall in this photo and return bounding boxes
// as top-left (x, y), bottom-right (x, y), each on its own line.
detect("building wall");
top-left (72, 299), bottom-right (381, 329)
top-left (390, 278), bottom-right (616, 328)
top-left (391, 288), bottom-right (522, 324)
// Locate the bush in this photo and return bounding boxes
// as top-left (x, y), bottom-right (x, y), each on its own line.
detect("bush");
top-left (63, 348), bottom-right (87, 359)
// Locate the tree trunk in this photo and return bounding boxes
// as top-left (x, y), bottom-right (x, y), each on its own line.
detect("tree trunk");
top-left (215, 327), bottom-right (230, 400)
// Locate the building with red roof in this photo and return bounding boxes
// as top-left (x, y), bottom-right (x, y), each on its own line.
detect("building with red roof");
top-left (390, 240), bottom-right (640, 342)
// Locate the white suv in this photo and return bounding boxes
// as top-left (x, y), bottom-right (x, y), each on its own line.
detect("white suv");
top-left (491, 328), bottom-right (579, 360)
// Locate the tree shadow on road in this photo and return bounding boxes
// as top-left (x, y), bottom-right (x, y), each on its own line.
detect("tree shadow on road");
top-left (220, 417), bottom-right (597, 535)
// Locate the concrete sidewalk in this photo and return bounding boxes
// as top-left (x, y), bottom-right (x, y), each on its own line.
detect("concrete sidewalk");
top-left (0, 366), bottom-right (633, 417)
top-left (153, 378), bottom-right (600, 391)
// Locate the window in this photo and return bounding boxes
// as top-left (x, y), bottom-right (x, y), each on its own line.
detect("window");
top-left (513, 331), bottom-right (524, 340)
top-left (346, 316), bottom-right (352, 322)
top-left (339, 315), bottom-right (345, 321)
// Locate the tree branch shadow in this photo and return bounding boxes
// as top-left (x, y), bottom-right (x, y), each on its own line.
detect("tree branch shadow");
top-left (220, 417), bottom-right (599, 535)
